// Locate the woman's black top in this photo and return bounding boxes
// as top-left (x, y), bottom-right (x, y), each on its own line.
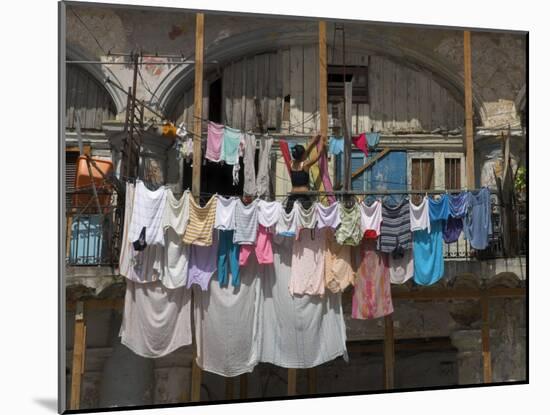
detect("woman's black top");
top-left (290, 169), bottom-right (309, 187)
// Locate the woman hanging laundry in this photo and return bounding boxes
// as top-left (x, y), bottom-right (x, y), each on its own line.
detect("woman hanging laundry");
top-left (286, 134), bottom-right (326, 213)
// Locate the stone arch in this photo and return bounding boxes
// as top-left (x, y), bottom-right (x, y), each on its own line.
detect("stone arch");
top-left (153, 27), bottom-right (485, 125)
top-left (66, 44), bottom-right (126, 116)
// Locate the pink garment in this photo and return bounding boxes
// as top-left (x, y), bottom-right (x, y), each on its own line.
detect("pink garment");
top-left (352, 132), bottom-right (369, 158)
top-left (205, 122), bottom-right (224, 162)
top-left (289, 228), bottom-right (327, 296)
top-left (239, 225), bottom-right (273, 266)
top-left (352, 240), bottom-right (393, 319)
top-left (317, 139), bottom-right (336, 204)
top-left (279, 139), bottom-right (292, 175)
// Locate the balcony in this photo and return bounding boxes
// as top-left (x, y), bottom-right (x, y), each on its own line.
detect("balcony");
top-left (65, 188), bottom-right (122, 267)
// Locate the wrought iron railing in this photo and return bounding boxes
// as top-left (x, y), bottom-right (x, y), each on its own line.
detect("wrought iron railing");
top-left (443, 194), bottom-right (527, 260)
top-left (65, 188), bottom-right (123, 266)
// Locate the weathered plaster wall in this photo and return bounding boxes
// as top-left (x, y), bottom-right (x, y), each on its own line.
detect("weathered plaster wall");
top-left (66, 5), bottom-right (526, 130)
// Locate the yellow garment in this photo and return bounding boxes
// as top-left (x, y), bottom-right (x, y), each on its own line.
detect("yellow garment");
top-left (182, 196), bottom-right (217, 246)
top-left (308, 138), bottom-right (329, 205)
top-left (162, 123), bottom-right (178, 137)
top-left (325, 229), bottom-right (355, 293)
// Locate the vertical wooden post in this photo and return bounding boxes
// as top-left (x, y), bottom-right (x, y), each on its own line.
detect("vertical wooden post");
top-left (287, 369), bottom-right (297, 396)
top-left (481, 291), bottom-right (493, 383)
top-left (319, 21), bottom-right (328, 139)
top-left (192, 13), bottom-right (205, 200)
top-left (69, 301), bottom-right (86, 410)
top-left (383, 314), bottom-right (395, 390)
top-left (225, 378), bottom-right (234, 400)
top-left (190, 13), bottom-right (205, 402)
top-left (190, 356), bottom-right (202, 402)
top-left (307, 368), bottom-right (317, 394)
top-left (343, 82), bottom-right (353, 191)
top-left (463, 31), bottom-right (475, 189)
top-left (239, 374), bottom-right (248, 399)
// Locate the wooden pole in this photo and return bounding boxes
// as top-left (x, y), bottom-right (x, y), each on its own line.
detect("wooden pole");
top-left (287, 368), bottom-right (297, 396)
top-left (225, 378), bottom-right (234, 400)
top-left (192, 13), bottom-right (205, 200)
top-left (239, 374), bottom-right (248, 399)
top-left (319, 21), bottom-right (328, 139)
top-left (463, 31), bottom-right (475, 189)
top-left (69, 302), bottom-right (86, 410)
top-left (383, 314), bottom-right (395, 389)
top-left (481, 291), bottom-right (493, 383)
top-left (190, 13), bottom-right (205, 402)
top-left (307, 368), bottom-right (317, 394)
top-left (190, 355), bottom-right (202, 402)
top-left (343, 82), bottom-right (353, 191)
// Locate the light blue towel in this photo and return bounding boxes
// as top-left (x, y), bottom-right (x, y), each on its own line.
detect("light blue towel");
top-left (221, 126), bottom-right (241, 165)
top-left (367, 132), bottom-right (380, 149)
top-left (328, 136), bottom-right (345, 155)
top-left (413, 220), bottom-right (445, 286)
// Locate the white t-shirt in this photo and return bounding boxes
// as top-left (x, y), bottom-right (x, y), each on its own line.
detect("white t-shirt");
top-left (359, 200), bottom-right (382, 236)
top-left (257, 200), bottom-right (283, 228)
top-left (119, 280), bottom-right (192, 358)
top-left (120, 182), bottom-right (163, 284)
top-left (214, 196), bottom-right (237, 231)
top-left (162, 189), bottom-right (190, 235)
top-left (128, 180), bottom-right (167, 246)
top-left (409, 196), bottom-right (431, 233)
top-left (316, 202), bottom-right (341, 229)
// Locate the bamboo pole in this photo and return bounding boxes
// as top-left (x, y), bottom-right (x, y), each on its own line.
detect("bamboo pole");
top-left (464, 31), bottom-right (475, 188)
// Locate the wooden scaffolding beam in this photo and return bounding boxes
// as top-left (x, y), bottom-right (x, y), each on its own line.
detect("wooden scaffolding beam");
top-left (69, 301), bottom-right (87, 410)
top-left (190, 12), bottom-right (205, 402)
top-left (192, 13), bottom-right (205, 200)
top-left (287, 368), bottom-right (297, 396)
top-left (319, 21), bottom-right (328, 139)
top-left (481, 291), bottom-right (493, 383)
top-left (239, 374), bottom-right (248, 399)
top-left (383, 314), bottom-right (395, 389)
top-left (464, 31), bottom-right (475, 189)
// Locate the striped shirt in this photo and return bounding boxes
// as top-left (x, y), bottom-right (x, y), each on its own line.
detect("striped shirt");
top-left (379, 199), bottom-right (412, 253)
top-left (182, 195), bottom-right (217, 246)
top-left (233, 199), bottom-right (259, 245)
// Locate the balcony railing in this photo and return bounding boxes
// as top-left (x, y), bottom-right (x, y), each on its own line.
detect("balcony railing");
top-left (65, 188), bottom-right (122, 266)
top-left (443, 194), bottom-right (527, 260)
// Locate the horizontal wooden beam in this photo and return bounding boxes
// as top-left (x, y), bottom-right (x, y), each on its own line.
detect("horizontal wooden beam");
top-left (391, 287), bottom-right (525, 301)
top-left (66, 298), bottom-right (124, 312)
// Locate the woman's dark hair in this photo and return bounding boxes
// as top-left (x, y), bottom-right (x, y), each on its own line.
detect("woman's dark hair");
top-left (291, 144), bottom-right (306, 161)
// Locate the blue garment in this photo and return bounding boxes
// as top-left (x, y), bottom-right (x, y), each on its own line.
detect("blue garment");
top-left (449, 192), bottom-right (468, 218)
top-left (217, 230), bottom-right (240, 287)
top-left (413, 220), bottom-right (445, 286)
top-left (443, 217), bottom-right (463, 243)
top-left (463, 188), bottom-right (493, 250)
top-left (221, 127), bottom-right (241, 165)
top-left (328, 136), bottom-right (345, 155)
top-left (366, 132), bottom-right (380, 149)
top-left (429, 194), bottom-right (450, 222)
